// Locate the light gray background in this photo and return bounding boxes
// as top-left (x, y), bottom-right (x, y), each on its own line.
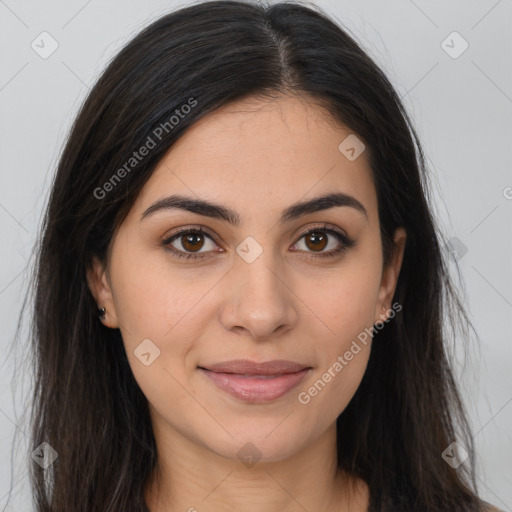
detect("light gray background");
top-left (1, 0), bottom-right (511, 510)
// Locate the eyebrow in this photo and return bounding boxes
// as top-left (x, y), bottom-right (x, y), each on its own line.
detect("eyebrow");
top-left (140, 192), bottom-right (368, 226)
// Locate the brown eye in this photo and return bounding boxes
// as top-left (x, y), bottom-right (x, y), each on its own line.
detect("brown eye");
top-left (162, 227), bottom-right (219, 260)
top-left (304, 231), bottom-right (328, 252)
top-left (292, 225), bottom-right (355, 259)
top-left (181, 232), bottom-right (205, 252)
top-left (162, 224), bottom-right (355, 263)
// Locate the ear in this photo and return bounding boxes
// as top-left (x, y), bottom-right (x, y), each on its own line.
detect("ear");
top-left (374, 227), bottom-right (406, 323)
top-left (86, 256), bottom-right (119, 329)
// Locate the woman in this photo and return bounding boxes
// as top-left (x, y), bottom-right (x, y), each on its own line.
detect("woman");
top-left (20, 0), bottom-right (501, 510)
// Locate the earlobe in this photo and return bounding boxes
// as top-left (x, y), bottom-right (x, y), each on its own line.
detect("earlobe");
top-left (374, 227), bottom-right (407, 323)
top-left (86, 256), bottom-right (119, 329)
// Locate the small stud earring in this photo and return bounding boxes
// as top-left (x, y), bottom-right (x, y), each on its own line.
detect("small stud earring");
top-left (98, 307), bottom-right (106, 319)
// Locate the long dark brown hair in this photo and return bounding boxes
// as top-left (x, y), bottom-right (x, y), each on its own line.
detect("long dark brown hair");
top-left (7, 0), bottom-right (487, 510)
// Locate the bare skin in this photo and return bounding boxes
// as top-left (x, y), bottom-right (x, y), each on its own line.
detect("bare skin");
top-left (87, 93), bottom-right (406, 512)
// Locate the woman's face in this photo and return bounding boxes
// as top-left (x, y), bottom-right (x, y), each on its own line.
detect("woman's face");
top-left (88, 93), bottom-right (406, 463)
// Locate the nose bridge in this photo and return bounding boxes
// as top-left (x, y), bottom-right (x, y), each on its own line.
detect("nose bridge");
top-left (238, 246), bottom-right (283, 300)
top-left (221, 236), bottom-right (297, 339)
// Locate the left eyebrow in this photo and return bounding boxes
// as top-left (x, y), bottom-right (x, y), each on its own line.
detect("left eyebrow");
top-left (140, 192), bottom-right (368, 226)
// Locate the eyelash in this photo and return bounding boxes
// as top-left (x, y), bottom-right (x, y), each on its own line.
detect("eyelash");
top-left (162, 224), bottom-right (355, 262)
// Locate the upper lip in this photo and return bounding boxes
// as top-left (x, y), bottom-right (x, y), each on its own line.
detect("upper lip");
top-left (199, 359), bottom-right (311, 376)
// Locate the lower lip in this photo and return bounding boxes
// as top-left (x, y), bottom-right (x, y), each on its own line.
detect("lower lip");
top-left (199, 368), bottom-right (311, 403)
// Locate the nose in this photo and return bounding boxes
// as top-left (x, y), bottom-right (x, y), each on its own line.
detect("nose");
top-left (219, 249), bottom-right (299, 342)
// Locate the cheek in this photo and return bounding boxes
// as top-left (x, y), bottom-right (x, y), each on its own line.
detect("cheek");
top-left (109, 250), bottom-right (228, 406)
top-left (296, 327), bottom-right (372, 429)
top-left (110, 245), bottom-right (220, 342)
top-left (292, 260), bottom-right (380, 418)
top-left (301, 260), bottom-right (382, 337)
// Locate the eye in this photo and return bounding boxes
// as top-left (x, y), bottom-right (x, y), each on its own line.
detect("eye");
top-left (290, 224), bottom-right (355, 259)
top-left (162, 224), bottom-right (355, 262)
top-left (162, 227), bottom-right (221, 261)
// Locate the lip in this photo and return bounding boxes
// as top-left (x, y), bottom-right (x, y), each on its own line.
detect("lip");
top-left (198, 359), bottom-right (312, 403)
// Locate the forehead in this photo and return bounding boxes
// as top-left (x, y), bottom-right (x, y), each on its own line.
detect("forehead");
top-left (132, 94), bottom-right (378, 226)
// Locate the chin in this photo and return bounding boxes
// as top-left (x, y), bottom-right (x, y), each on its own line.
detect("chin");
top-left (202, 422), bottom-right (310, 465)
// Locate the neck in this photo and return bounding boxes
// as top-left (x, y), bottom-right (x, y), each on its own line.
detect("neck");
top-left (144, 409), bottom-right (369, 512)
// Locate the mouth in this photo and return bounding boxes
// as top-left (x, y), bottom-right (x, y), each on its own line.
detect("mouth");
top-left (198, 359), bottom-right (312, 403)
